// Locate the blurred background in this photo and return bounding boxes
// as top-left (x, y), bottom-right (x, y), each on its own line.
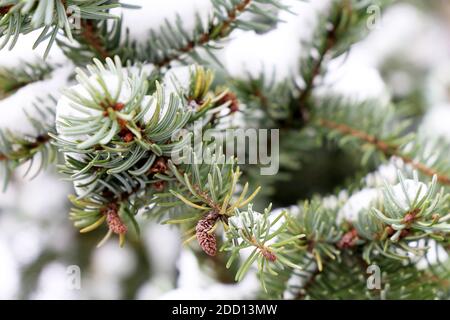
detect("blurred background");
top-left (1, 0), bottom-right (450, 299)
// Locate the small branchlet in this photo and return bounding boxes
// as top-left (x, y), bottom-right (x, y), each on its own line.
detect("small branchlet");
top-left (223, 205), bottom-right (304, 291)
top-left (348, 171), bottom-right (450, 262)
top-left (185, 65), bottom-right (234, 122)
top-left (0, 60), bottom-right (53, 97)
top-left (372, 171), bottom-right (450, 241)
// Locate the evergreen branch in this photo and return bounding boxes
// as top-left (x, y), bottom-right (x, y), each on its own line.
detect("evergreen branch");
top-left (223, 204), bottom-right (304, 290)
top-left (160, 148), bottom-right (264, 257)
top-left (142, 0), bottom-right (285, 68)
top-left (53, 56), bottom-right (192, 245)
top-left (311, 95), bottom-right (450, 188)
top-left (295, 0), bottom-right (392, 121)
top-left (258, 170), bottom-right (450, 297)
top-left (1, 0), bottom-right (446, 300)
top-left (370, 172), bottom-right (450, 237)
top-left (153, 0), bottom-right (252, 68)
top-left (55, 57), bottom-right (253, 249)
top-left (230, 0), bottom-right (393, 128)
top-left (346, 171), bottom-right (450, 261)
top-left (298, 253), bottom-right (443, 300)
top-left (317, 118), bottom-right (450, 185)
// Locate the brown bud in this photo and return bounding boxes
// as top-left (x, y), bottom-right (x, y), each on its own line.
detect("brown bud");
top-left (0, 5), bottom-right (13, 15)
top-left (118, 125), bottom-right (134, 142)
top-left (400, 229), bottom-right (410, 238)
top-left (338, 229), bottom-right (359, 249)
top-left (261, 248), bottom-right (277, 262)
top-left (105, 204), bottom-right (127, 235)
top-left (114, 103), bottom-right (125, 111)
top-left (123, 132), bottom-right (134, 143)
top-left (199, 33), bottom-right (209, 43)
top-left (385, 226), bottom-right (395, 236)
top-left (403, 212), bottom-right (416, 224)
top-left (118, 118), bottom-right (128, 129)
top-left (219, 92), bottom-right (239, 113)
top-left (153, 180), bottom-right (166, 192)
top-left (149, 157), bottom-right (168, 174)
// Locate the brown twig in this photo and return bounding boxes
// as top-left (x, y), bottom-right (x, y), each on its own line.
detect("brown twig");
top-left (297, 26), bottom-right (337, 121)
top-left (318, 118), bottom-right (450, 185)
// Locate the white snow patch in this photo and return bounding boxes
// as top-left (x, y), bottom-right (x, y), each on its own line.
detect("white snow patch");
top-left (337, 188), bottom-right (383, 223)
top-left (0, 241), bottom-right (20, 299)
top-left (30, 262), bottom-right (79, 300)
top-left (421, 104), bottom-right (450, 142)
top-left (365, 160), bottom-right (400, 188)
top-left (92, 241), bottom-right (137, 278)
top-left (316, 56), bottom-right (390, 104)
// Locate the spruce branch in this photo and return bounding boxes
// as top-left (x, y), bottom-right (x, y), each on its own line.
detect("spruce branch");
top-left (54, 57), bottom-right (258, 249)
top-left (259, 199), bottom-right (342, 298)
top-left (142, 0), bottom-right (286, 68)
top-left (295, 0), bottom-right (391, 122)
top-left (342, 171), bottom-right (450, 261)
top-left (0, 0), bottom-right (446, 300)
top-left (317, 117), bottom-right (450, 186)
top-left (296, 253), bottom-right (444, 300)
top-left (229, 0), bottom-right (393, 128)
top-left (54, 56), bottom-right (191, 245)
top-left (0, 96), bottom-right (58, 190)
top-left (371, 172), bottom-right (450, 240)
top-left (257, 170), bottom-right (450, 298)
top-left (53, 56), bottom-right (183, 153)
top-left (223, 204), bottom-right (304, 291)
top-left (161, 148), bottom-right (263, 256)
